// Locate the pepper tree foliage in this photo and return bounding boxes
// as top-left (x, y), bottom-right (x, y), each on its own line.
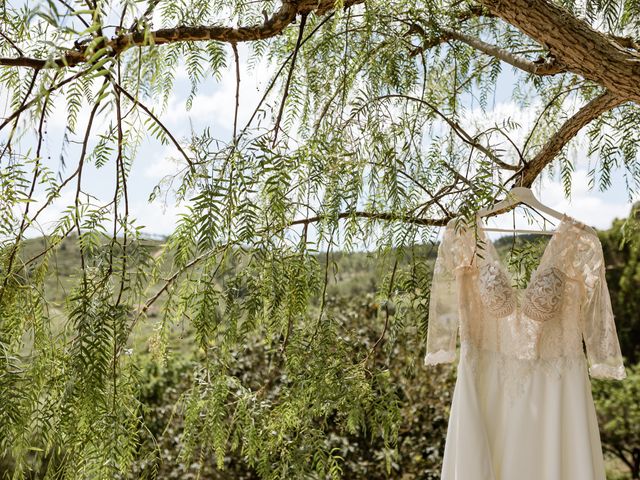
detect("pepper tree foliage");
top-left (593, 361), bottom-right (640, 480)
top-left (1, 0), bottom-right (640, 478)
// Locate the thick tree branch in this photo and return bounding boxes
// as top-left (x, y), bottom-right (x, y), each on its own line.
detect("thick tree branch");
top-left (0, 0), bottom-right (363, 69)
top-left (515, 90), bottom-right (626, 187)
top-left (481, 0), bottom-right (640, 103)
top-left (441, 28), bottom-right (566, 75)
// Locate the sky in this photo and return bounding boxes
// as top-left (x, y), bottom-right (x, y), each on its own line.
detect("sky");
top-left (5, 41), bottom-right (639, 247)
top-left (19, 43), bottom-right (268, 239)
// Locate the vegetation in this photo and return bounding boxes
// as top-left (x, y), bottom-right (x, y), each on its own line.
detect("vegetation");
top-left (1, 0), bottom-right (640, 478)
top-left (0, 208), bottom-right (638, 478)
top-left (593, 363), bottom-right (640, 480)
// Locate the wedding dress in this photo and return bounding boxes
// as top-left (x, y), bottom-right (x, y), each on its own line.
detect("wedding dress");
top-left (424, 213), bottom-right (626, 480)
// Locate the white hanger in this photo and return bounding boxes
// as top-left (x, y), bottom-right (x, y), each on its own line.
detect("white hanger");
top-left (476, 187), bottom-right (596, 235)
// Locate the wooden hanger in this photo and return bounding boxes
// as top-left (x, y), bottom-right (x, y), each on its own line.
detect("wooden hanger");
top-left (476, 187), bottom-right (596, 235)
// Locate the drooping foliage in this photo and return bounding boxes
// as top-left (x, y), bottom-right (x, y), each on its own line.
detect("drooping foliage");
top-left (1, 0), bottom-right (640, 478)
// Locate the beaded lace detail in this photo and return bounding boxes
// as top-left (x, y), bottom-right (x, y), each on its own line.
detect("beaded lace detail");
top-left (424, 213), bottom-right (627, 396)
top-left (522, 266), bottom-right (567, 322)
top-left (478, 261), bottom-right (516, 318)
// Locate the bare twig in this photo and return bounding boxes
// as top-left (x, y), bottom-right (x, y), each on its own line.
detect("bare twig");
top-left (0, 31), bottom-right (24, 56)
top-left (272, 12), bottom-right (307, 147)
top-left (231, 42), bottom-right (240, 143)
top-left (74, 84), bottom-right (109, 275)
top-left (112, 81), bottom-right (196, 170)
top-left (0, 69), bottom-right (39, 161)
top-left (363, 257), bottom-right (399, 363)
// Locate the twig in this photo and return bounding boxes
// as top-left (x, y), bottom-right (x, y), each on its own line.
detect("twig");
top-left (73, 83), bottom-right (109, 276)
top-left (0, 69), bottom-right (39, 161)
top-left (231, 42), bottom-right (240, 144)
top-left (238, 12), bottom-right (334, 145)
top-left (112, 81), bottom-right (196, 171)
top-left (0, 70), bottom-right (87, 132)
top-left (0, 30), bottom-right (24, 56)
top-left (349, 94), bottom-right (520, 171)
top-left (0, 71), bottom-right (52, 303)
top-left (272, 13), bottom-right (307, 147)
top-left (363, 257), bottom-right (399, 364)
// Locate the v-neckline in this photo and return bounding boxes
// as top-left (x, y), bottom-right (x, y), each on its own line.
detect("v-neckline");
top-left (475, 213), bottom-right (569, 294)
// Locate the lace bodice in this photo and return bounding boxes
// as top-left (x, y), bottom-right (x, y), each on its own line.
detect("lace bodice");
top-left (424, 213), bottom-right (626, 381)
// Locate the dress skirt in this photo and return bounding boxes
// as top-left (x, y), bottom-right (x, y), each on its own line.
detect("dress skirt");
top-left (440, 345), bottom-right (607, 480)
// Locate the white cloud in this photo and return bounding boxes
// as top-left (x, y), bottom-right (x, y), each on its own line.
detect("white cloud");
top-left (141, 145), bottom-right (189, 179)
top-left (129, 197), bottom-right (190, 236)
top-left (538, 169), bottom-right (634, 229)
top-left (162, 49), bottom-right (275, 136)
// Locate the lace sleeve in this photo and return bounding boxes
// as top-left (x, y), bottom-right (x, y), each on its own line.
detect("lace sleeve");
top-left (579, 233), bottom-right (626, 380)
top-left (424, 222), bottom-right (460, 366)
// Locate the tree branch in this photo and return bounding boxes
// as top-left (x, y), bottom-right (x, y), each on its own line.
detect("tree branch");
top-left (273, 12), bottom-right (307, 146)
top-left (231, 42), bottom-right (240, 143)
top-left (441, 27), bottom-right (566, 75)
top-left (0, 69), bottom-right (86, 131)
top-left (0, 31), bottom-right (24, 56)
top-left (609, 34), bottom-right (640, 52)
top-left (515, 90), bottom-right (626, 187)
top-left (480, 0), bottom-right (640, 103)
top-left (0, 69), bottom-right (39, 160)
top-left (0, 0), bottom-right (364, 69)
top-left (289, 210), bottom-right (450, 227)
top-left (363, 257), bottom-right (399, 365)
top-left (112, 81), bottom-right (196, 171)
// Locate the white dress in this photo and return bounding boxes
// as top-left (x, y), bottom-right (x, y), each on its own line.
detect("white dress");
top-left (424, 213), bottom-right (627, 480)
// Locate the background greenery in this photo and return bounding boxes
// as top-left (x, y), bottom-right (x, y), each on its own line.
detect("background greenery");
top-left (1, 205), bottom-right (638, 479)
